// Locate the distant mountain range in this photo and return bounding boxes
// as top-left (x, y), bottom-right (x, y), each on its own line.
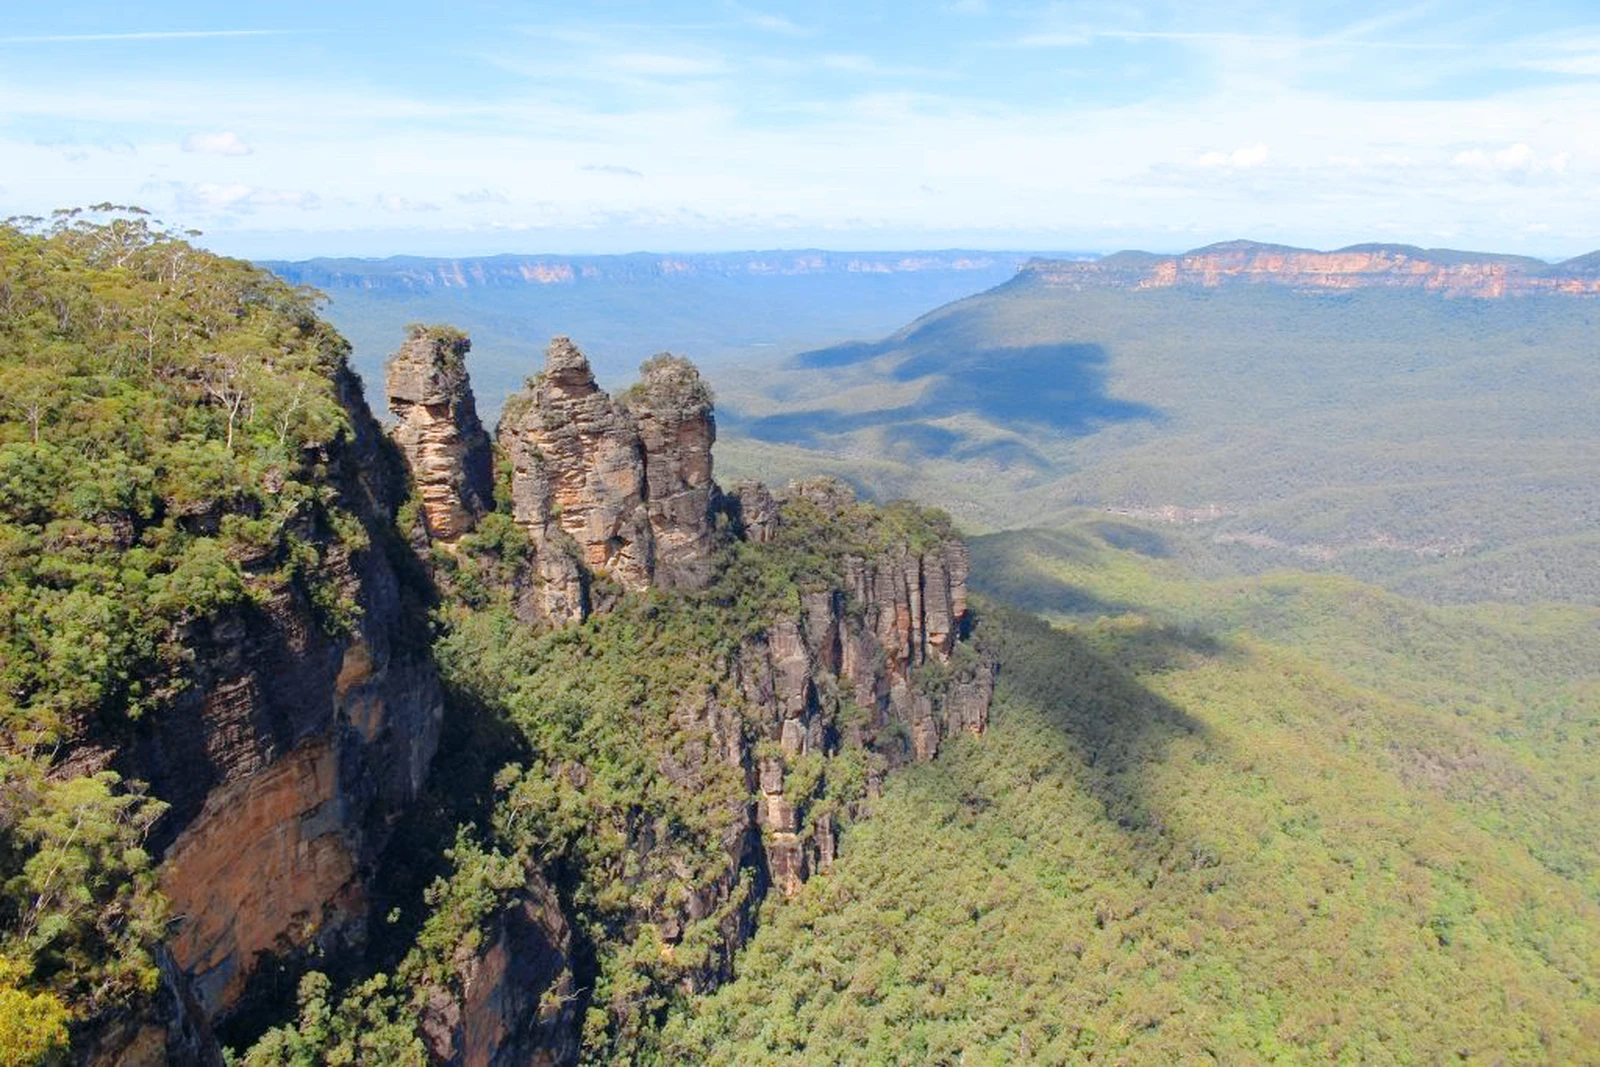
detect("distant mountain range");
top-left (263, 249), bottom-right (1067, 293)
top-left (260, 249), bottom-right (1087, 419)
top-left (710, 240), bottom-right (1600, 604)
top-left (1019, 239), bottom-right (1600, 298)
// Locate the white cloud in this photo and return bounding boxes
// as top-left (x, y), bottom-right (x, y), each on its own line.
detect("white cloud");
top-left (1194, 143), bottom-right (1271, 169)
top-left (377, 194), bottom-right (440, 213)
top-left (582, 164), bottom-right (644, 177)
top-left (456, 188), bottom-right (510, 204)
top-left (741, 11), bottom-right (807, 36)
top-left (1452, 143), bottom-right (1569, 175)
top-left (182, 131), bottom-right (252, 156)
top-left (173, 182), bottom-right (318, 211)
top-left (1527, 53), bottom-right (1600, 75)
top-left (4, 15), bottom-right (1600, 258)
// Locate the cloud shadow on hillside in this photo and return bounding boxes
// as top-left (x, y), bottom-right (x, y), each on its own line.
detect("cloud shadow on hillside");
top-left (979, 601), bottom-right (1225, 844)
top-left (734, 340), bottom-right (1159, 458)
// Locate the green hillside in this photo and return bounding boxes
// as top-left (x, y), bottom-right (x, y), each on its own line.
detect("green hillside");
top-left (666, 523), bottom-right (1600, 1063)
top-left (711, 279), bottom-right (1600, 605)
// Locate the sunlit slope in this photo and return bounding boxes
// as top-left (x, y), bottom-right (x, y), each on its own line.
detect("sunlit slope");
top-left (666, 531), bottom-right (1600, 1063)
top-left (712, 280), bottom-right (1600, 603)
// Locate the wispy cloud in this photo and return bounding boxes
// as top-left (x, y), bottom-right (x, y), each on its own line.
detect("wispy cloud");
top-left (737, 9), bottom-right (808, 36)
top-left (1452, 143), bottom-right (1569, 176)
top-left (608, 51), bottom-right (725, 76)
top-left (172, 182), bottom-right (319, 212)
top-left (377, 194), bottom-right (440, 213)
top-left (1193, 143), bottom-right (1272, 169)
top-left (1012, 29), bottom-right (1464, 51)
top-left (0, 29), bottom-right (298, 45)
top-left (182, 131), bottom-right (252, 156)
top-left (456, 188), bottom-right (510, 204)
top-left (2, 4), bottom-right (1596, 257)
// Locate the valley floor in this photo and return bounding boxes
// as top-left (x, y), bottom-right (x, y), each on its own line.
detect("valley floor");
top-left (666, 522), bottom-right (1600, 1063)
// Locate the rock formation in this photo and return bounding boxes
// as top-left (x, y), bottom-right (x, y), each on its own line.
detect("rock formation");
top-left (419, 876), bottom-right (580, 1067)
top-left (729, 478), bottom-right (993, 895)
top-left (621, 354), bottom-right (719, 590)
top-left (493, 338), bottom-right (721, 621)
top-left (1020, 239), bottom-right (1600, 298)
top-left (85, 327), bottom-right (989, 1065)
top-left (386, 325), bottom-right (495, 544)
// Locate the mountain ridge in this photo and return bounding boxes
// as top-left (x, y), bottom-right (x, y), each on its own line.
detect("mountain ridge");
top-left (264, 250), bottom-right (1075, 294)
top-left (1019, 238), bottom-right (1600, 297)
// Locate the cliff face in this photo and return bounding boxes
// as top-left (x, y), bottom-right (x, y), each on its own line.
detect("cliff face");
top-left (87, 367), bottom-right (444, 1063)
top-left (733, 480), bottom-right (993, 895)
top-left (386, 326), bottom-right (495, 544)
top-left (78, 321), bottom-right (988, 1066)
top-left (622, 355), bottom-right (719, 591)
top-left (1022, 240), bottom-right (1600, 298)
top-left (419, 875), bottom-right (580, 1067)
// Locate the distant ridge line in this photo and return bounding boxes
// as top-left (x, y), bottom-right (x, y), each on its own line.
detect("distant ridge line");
top-left (263, 249), bottom-right (1094, 294)
top-left (1019, 239), bottom-right (1600, 298)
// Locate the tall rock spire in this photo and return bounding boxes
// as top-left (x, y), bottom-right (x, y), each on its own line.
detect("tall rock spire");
top-left (385, 325), bottom-right (494, 544)
top-left (620, 353), bottom-right (719, 590)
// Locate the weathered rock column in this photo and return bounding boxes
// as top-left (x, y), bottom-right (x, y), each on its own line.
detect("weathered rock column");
top-left (621, 354), bottom-right (719, 590)
top-left (498, 337), bottom-right (655, 593)
top-left (385, 325), bottom-right (494, 544)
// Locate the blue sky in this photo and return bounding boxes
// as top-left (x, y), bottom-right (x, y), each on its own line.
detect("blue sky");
top-left (3, 1), bottom-right (1598, 258)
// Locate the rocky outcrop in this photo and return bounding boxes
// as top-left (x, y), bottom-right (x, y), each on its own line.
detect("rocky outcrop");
top-left (729, 479), bottom-right (993, 895)
top-left (494, 338), bottom-right (720, 621)
top-left (1021, 240), bottom-right (1600, 298)
top-left (420, 877), bottom-right (580, 1067)
top-left (377, 331), bottom-right (989, 1061)
top-left (386, 325), bottom-right (495, 544)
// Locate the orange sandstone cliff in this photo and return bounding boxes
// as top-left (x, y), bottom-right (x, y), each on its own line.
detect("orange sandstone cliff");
top-left (1020, 239), bottom-right (1600, 298)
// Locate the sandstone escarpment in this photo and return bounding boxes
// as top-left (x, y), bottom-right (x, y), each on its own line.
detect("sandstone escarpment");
top-left (92, 365), bottom-right (445, 1061)
top-left (386, 325), bottom-right (495, 544)
top-left (1021, 239), bottom-right (1600, 298)
top-left (382, 331), bottom-right (991, 1061)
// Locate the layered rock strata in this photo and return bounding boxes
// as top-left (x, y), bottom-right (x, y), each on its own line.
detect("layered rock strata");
top-left (89, 365), bottom-right (445, 1063)
top-left (386, 325), bottom-right (495, 544)
top-left (419, 876), bottom-right (581, 1067)
top-left (622, 354), bottom-right (719, 589)
top-left (493, 338), bottom-right (720, 621)
top-left (1021, 239), bottom-right (1600, 298)
top-left (377, 332), bottom-right (993, 1061)
top-left (731, 479), bottom-right (993, 895)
